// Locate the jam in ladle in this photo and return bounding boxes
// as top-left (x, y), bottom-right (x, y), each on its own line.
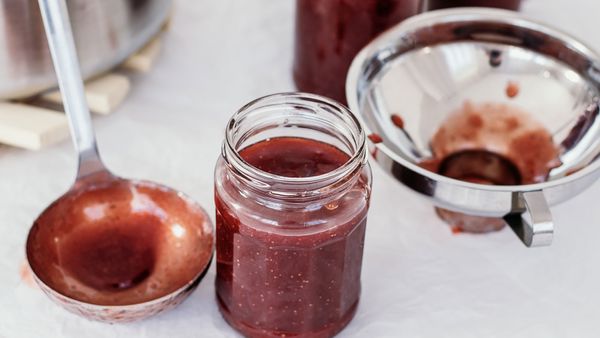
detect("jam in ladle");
top-left (25, 0), bottom-right (213, 322)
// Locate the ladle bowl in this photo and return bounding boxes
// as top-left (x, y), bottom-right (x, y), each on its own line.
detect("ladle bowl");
top-left (26, 176), bottom-right (213, 322)
top-left (346, 8), bottom-right (600, 247)
top-left (25, 0), bottom-right (213, 322)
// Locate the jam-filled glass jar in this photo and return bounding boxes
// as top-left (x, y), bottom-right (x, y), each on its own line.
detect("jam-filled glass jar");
top-left (293, 0), bottom-right (422, 104)
top-left (214, 93), bottom-right (372, 337)
top-left (426, 0), bottom-right (522, 10)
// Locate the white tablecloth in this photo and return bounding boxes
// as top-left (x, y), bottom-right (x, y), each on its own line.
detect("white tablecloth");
top-left (1, 0), bottom-right (599, 337)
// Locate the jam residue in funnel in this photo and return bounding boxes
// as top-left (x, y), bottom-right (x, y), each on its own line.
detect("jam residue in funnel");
top-left (420, 101), bottom-right (560, 233)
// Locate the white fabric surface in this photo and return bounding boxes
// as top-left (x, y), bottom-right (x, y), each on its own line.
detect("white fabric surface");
top-left (1, 0), bottom-right (599, 337)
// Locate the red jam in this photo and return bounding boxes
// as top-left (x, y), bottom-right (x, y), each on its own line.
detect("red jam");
top-left (427, 101), bottom-right (560, 185)
top-left (391, 114), bottom-right (405, 129)
top-left (60, 214), bottom-right (161, 291)
top-left (26, 179), bottom-right (214, 306)
top-left (426, 0), bottom-right (522, 10)
top-left (293, 0), bottom-right (421, 103)
top-left (215, 137), bottom-right (371, 338)
top-left (240, 137), bottom-right (350, 177)
top-left (421, 101), bottom-right (560, 233)
top-left (506, 81), bottom-right (520, 98)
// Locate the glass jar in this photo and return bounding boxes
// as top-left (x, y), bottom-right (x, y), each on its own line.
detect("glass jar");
top-left (293, 0), bottom-right (422, 104)
top-left (214, 93), bottom-right (372, 338)
top-left (426, 0), bottom-right (522, 10)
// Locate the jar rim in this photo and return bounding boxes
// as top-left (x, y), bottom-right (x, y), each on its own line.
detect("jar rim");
top-left (222, 92), bottom-right (367, 198)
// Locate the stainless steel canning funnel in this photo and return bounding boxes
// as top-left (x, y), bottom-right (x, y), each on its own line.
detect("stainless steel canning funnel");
top-left (346, 8), bottom-right (600, 247)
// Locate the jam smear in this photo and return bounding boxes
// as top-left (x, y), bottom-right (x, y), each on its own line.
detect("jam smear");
top-left (216, 137), bottom-right (368, 337)
top-left (371, 147), bottom-right (379, 160)
top-left (391, 114), bottom-right (405, 129)
top-left (19, 261), bottom-right (37, 288)
top-left (421, 101), bottom-right (559, 233)
top-left (60, 214), bottom-right (161, 291)
top-left (436, 207), bottom-right (507, 234)
top-left (451, 225), bottom-right (463, 234)
top-left (426, 101), bottom-right (559, 184)
top-left (506, 81), bottom-right (519, 98)
top-left (368, 133), bottom-right (383, 144)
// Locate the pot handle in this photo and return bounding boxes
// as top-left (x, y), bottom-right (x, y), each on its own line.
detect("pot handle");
top-left (503, 190), bottom-right (553, 247)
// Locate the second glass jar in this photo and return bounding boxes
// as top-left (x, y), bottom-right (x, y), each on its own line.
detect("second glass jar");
top-left (425, 0), bottom-right (522, 10)
top-left (293, 0), bottom-right (422, 104)
top-left (214, 93), bottom-right (372, 337)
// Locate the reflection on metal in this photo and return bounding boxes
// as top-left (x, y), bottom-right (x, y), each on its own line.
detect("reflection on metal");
top-left (0, 0), bottom-right (171, 99)
top-left (347, 8), bottom-right (600, 247)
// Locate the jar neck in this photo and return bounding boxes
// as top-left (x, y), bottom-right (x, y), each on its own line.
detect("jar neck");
top-left (222, 93), bottom-right (368, 203)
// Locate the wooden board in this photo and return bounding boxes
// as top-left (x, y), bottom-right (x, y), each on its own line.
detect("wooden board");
top-left (0, 12), bottom-right (169, 150)
top-left (0, 103), bottom-right (68, 150)
top-left (121, 37), bottom-right (162, 73)
top-left (41, 73), bottom-right (131, 115)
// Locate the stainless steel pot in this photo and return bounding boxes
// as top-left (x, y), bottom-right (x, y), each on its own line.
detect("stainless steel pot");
top-left (346, 8), bottom-right (600, 247)
top-left (0, 0), bottom-right (171, 99)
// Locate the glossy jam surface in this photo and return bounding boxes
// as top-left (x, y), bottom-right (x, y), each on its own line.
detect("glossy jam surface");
top-left (240, 137), bottom-right (350, 177)
top-left (216, 137), bottom-right (370, 338)
top-left (293, 0), bottom-right (420, 103)
top-left (426, 0), bottom-right (521, 10)
top-left (27, 179), bottom-right (214, 305)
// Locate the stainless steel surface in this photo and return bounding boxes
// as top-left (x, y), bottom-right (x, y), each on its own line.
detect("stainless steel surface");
top-left (26, 0), bottom-right (212, 321)
top-left (38, 0), bottom-right (106, 180)
top-left (504, 190), bottom-right (553, 247)
top-left (346, 8), bottom-right (600, 247)
top-left (0, 0), bottom-right (170, 99)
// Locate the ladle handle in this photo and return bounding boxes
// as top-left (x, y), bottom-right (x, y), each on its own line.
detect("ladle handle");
top-left (38, 0), bottom-right (107, 179)
top-left (504, 190), bottom-right (554, 247)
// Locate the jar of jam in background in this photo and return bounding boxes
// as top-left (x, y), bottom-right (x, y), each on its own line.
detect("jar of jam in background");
top-left (426, 0), bottom-right (522, 10)
top-left (214, 93), bottom-right (372, 337)
top-left (293, 0), bottom-right (422, 104)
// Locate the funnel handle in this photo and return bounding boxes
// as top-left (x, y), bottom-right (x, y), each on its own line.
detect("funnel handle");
top-left (503, 190), bottom-right (553, 247)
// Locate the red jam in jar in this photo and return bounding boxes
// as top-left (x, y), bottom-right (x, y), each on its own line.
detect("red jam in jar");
top-left (293, 0), bottom-right (422, 103)
top-left (426, 0), bottom-right (521, 10)
top-left (215, 93), bottom-right (372, 337)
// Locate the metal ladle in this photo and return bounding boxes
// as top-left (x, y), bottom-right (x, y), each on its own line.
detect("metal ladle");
top-left (25, 0), bottom-right (213, 322)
